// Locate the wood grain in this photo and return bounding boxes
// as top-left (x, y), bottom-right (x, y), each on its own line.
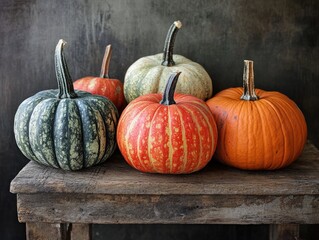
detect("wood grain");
top-left (17, 193), bottom-right (318, 224)
top-left (10, 142), bottom-right (319, 228)
top-left (10, 142), bottom-right (319, 196)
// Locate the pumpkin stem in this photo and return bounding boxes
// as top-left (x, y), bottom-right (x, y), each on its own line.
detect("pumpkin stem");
top-left (240, 60), bottom-right (258, 101)
top-left (160, 72), bottom-right (181, 105)
top-left (100, 44), bottom-right (112, 78)
top-left (55, 39), bottom-right (78, 99)
top-left (161, 21), bottom-right (182, 67)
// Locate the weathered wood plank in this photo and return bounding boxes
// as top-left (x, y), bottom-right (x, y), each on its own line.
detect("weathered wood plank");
top-left (10, 142), bottom-right (319, 196)
top-left (17, 193), bottom-right (319, 225)
top-left (269, 224), bottom-right (300, 240)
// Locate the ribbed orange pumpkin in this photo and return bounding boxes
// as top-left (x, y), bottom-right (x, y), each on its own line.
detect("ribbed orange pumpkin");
top-left (206, 60), bottom-right (307, 170)
top-left (117, 72), bottom-right (218, 174)
top-left (73, 45), bottom-right (126, 112)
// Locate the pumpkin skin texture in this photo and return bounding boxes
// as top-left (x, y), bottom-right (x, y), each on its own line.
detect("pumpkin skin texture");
top-left (117, 72), bottom-right (218, 174)
top-left (73, 45), bottom-right (126, 113)
top-left (14, 40), bottom-right (118, 171)
top-left (206, 60), bottom-right (307, 170)
top-left (124, 21), bottom-right (213, 103)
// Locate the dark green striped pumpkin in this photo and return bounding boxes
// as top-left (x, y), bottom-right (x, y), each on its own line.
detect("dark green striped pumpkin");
top-left (14, 39), bottom-right (118, 171)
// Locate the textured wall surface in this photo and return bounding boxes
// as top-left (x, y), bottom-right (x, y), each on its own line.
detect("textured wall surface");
top-left (0, 0), bottom-right (318, 239)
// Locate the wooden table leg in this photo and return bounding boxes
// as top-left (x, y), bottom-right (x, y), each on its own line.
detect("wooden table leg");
top-left (26, 222), bottom-right (92, 240)
top-left (70, 223), bottom-right (92, 240)
top-left (269, 224), bottom-right (300, 240)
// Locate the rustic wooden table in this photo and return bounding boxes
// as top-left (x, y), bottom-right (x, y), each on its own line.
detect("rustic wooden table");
top-left (10, 142), bottom-right (319, 240)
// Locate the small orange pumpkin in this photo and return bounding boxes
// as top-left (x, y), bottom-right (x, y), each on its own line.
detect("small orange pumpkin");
top-left (206, 60), bottom-right (307, 170)
top-left (117, 72), bottom-right (218, 174)
top-left (73, 45), bottom-right (126, 112)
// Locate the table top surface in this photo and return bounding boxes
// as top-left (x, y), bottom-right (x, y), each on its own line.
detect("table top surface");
top-left (10, 142), bottom-right (319, 196)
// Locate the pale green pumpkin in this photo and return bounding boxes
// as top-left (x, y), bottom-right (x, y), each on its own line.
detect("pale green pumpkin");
top-left (124, 21), bottom-right (213, 103)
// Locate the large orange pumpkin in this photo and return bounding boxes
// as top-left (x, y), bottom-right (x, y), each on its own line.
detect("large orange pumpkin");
top-left (117, 72), bottom-right (218, 174)
top-left (73, 45), bottom-right (126, 112)
top-left (206, 60), bottom-right (307, 170)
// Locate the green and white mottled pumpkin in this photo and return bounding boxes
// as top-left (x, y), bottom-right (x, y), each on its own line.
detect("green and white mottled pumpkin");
top-left (14, 39), bottom-right (118, 171)
top-left (124, 20), bottom-right (213, 103)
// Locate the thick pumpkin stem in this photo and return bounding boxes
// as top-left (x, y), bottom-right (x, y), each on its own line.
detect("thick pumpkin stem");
top-left (160, 72), bottom-right (181, 105)
top-left (55, 39), bottom-right (78, 99)
top-left (241, 60), bottom-right (258, 101)
top-left (161, 21), bottom-right (182, 67)
top-left (100, 44), bottom-right (112, 78)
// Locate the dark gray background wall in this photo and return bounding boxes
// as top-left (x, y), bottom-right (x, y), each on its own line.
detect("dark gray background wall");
top-left (1, 0), bottom-right (318, 239)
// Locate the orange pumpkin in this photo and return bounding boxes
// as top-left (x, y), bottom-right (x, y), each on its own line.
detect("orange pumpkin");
top-left (206, 60), bottom-right (307, 170)
top-left (73, 45), bottom-right (126, 112)
top-left (117, 72), bottom-right (218, 174)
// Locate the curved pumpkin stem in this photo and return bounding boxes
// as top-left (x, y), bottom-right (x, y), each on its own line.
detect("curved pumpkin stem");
top-left (55, 39), bottom-right (78, 99)
top-left (161, 21), bottom-right (182, 67)
top-left (100, 44), bottom-right (112, 78)
top-left (240, 60), bottom-right (258, 101)
top-left (160, 72), bottom-right (181, 105)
